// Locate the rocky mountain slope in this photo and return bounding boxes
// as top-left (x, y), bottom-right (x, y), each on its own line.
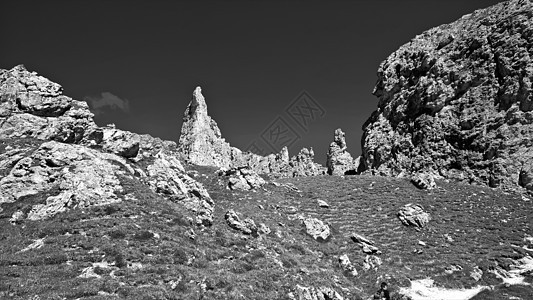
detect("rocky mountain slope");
top-left (0, 65), bottom-right (214, 226)
top-left (361, 0), bottom-right (533, 191)
top-left (1, 0), bottom-right (533, 299)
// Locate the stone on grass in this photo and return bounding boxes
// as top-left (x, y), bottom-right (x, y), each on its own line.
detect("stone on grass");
top-left (411, 173), bottom-right (437, 190)
top-left (225, 210), bottom-right (258, 235)
top-left (303, 217), bottom-right (331, 241)
top-left (398, 203), bottom-right (431, 228)
top-left (339, 254), bottom-right (358, 276)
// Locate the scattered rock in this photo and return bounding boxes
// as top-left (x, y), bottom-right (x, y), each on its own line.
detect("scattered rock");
top-left (470, 266), bottom-right (483, 282)
top-left (398, 203), bottom-right (430, 228)
top-left (362, 255), bottom-right (382, 271)
top-left (317, 199), bottom-right (329, 208)
top-left (360, 0), bottom-right (533, 190)
top-left (411, 173), bottom-right (436, 190)
top-left (218, 166), bottom-right (266, 190)
top-left (326, 128), bottom-right (359, 175)
top-left (351, 233), bottom-right (381, 254)
top-left (258, 223), bottom-right (271, 235)
top-left (338, 254), bottom-right (358, 276)
top-left (303, 217), bottom-right (331, 241)
top-left (351, 233), bottom-right (375, 246)
top-left (225, 210), bottom-right (258, 235)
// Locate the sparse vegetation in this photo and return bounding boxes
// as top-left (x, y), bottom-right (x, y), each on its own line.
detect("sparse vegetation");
top-left (1, 159), bottom-right (533, 299)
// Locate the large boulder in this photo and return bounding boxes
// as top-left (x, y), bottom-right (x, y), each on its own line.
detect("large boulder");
top-left (398, 203), bottom-right (430, 228)
top-left (360, 0), bottom-right (533, 190)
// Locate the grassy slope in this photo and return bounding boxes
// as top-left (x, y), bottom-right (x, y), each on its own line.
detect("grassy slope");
top-left (1, 153), bottom-right (532, 299)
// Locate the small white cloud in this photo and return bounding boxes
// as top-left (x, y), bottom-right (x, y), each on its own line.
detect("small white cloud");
top-left (84, 92), bottom-right (130, 116)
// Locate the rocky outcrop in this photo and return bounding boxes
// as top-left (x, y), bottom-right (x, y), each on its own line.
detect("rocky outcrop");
top-left (177, 87), bottom-right (233, 168)
top-left (351, 233), bottom-right (381, 255)
top-left (146, 151), bottom-right (214, 226)
top-left (0, 65), bottom-right (102, 145)
top-left (398, 203), bottom-right (430, 228)
top-left (0, 141), bottom-right (127, 220)
top-left (326, 128), bottom-right (359, 175)
top-left (177, 87), bottom-right (326, 177)
top-left (294, 285), bottom-right (344, 300)
top-left (217, 166), bottom-right (266, 190)
top-left (0, 66), bottom-right (214, 225)
top-left (361, 0), bottom-right (533, 191)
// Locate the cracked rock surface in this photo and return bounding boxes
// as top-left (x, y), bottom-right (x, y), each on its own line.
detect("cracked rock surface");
top-left (361, 0), bottom-right (533, 191)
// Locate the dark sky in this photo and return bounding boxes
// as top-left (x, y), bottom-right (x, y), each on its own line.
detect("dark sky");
top-left (1, 0), bottom-right (503, 164)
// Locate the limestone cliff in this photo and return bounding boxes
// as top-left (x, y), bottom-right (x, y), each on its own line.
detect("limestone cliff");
top-left (361, 0), bottom-right (533, 190)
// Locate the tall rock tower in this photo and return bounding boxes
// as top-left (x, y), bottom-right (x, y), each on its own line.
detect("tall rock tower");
top-left (178, 87), bottom-right (233, 168)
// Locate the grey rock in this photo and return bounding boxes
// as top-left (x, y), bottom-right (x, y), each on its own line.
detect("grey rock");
top-left (178, 86), bottom-right (233, 168)
top-left (360, 0), bottom-right (533, 190)
top-left (0, 65), bottom-right (101, 145)
top-left (146, 151), bottom-right (214, 226)
top-left (303, 217), bottom-right (330, 241)
top-left (294, 285), bottom-right (344, 300)
top-left (218, 166), bottom-right (266, 190)
top-left (398, 203), bottom-right (430, 228)
top-left (338, 254), bottom-right (358, 276)
top-left (362, 255), bottom-right (382, 271)
top-left (326, 128), bottom-right (359, 175)
top-left (411, 173), bottom-right (437, 190)
top-left (102, 127), bottom-right (140, 158)
top-left (224, 209), bottom-right (258, 235)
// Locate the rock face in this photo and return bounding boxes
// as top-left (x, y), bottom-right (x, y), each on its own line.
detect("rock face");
top-left (0, 65), bottom-right (102, 145)
top-left (361, 0), bottom-right (533, 190)
top-left (326, 128), bottom-right (359, 175)
top-left (178, 87), bottom-right (233, 168)
top-left (398, 203), bottom-right (430, 228)
top-left (177, 87), bottom-right (326, 177)
top-left (0, 141), bottom-right (125, 220)
top-left (0, 66), bottom-right (214, 225)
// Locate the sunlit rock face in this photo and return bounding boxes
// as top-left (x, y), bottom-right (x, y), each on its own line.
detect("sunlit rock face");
top-left (177, 86), bottom-right (233, 168)
top-left (0, 66), bottom-right (215, 226)
top-left (361, 0), bottom-right (533, 190)
top-left (177, 87), bottom-right (326, 177)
